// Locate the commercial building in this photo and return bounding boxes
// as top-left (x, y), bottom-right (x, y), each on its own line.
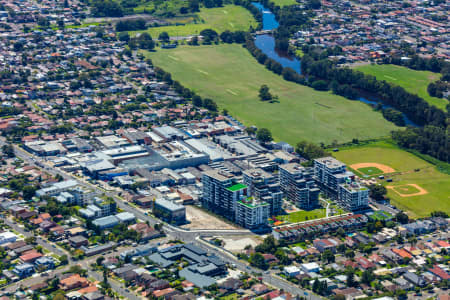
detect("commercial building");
top-left (279, 163), bottom-right (320, 210)
top-left (149, 244), bottom-right (225, 288)
top-left (95, 135), bottom-right (131, 149)
top-left (36, 180), bottom-right (79, 197)
top-left (119, 141), bottom-right (209, 171)
top-left (24, 140), bottom-right (67, 156)
top-left (153, 198), bottom-right (186, 225)
top-left (92, 215), bottom-right (119, 229)
top-left (243, 168), bottom-right (283, 215)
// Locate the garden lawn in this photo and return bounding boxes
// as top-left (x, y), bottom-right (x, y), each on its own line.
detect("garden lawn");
top-left (133, 5), bottom-right (258, 37)
top-left (277, 209), bottom-right (326, 223)
top-left (143, 44), bottom-right (398, 144)
top-left (355, 64), bottom-right (447, 110)
top-left (333, 141), bottom-right (450, 218)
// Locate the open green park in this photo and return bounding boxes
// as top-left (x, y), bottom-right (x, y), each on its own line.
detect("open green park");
top-left (333, 141), bottom-right (450, 218)
top-left (143, 44), bottom-right (398, 145)
top-left (271, 0), bottom-right (298, 6)
top-left (132, 5), bottom-right (258, 37)
top-left (355, 64), bottom-right (448, 110)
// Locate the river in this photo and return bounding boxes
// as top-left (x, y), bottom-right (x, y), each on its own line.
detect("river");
top-left (251, 2), bottom-right (417, 126)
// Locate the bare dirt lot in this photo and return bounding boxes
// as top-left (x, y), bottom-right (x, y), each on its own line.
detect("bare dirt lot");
top-left (221, 235), bottom-right (263, 253)
top-left (182, 205), bottom-right (238, 230)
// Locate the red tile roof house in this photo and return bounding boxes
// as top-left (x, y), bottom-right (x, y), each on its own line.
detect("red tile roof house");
top-left (262, 254), bottom-right (279, 264)
top-left (356, 257), bottom-right (376, 270)
top-left (428, 265), bottom-right (450, 281)
top-left (20, 250), bottom-right (43, 263)
top-left (392, 248), bottom-right (413, 260)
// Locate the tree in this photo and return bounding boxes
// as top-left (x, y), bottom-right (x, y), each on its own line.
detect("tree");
top-left (311, 80), bottom-right (329, 91)
top-left (59, 255), bottom-right (68, 265)
top-left (91, 0), bottom-right (124, 17)
top-left (361, 269), bottom-right (374, 285)
top-left (22, 185), bottom-right (37, 201)
top-left (118, 32), bottom-right (130, 42)
top-left (200, 29), bottom-right (218, 44)
top-left (1, 144), bottom-right (14, 158)
top-left (395, 212), bottom-right (409, 224)
top-left (249, 253), bottom-right (268, 270)
top-left (431, 211), bottom-right (448, 218)
top-left (255, 235), bottom-right (277, 253)
top-left (96, 256), bottom-right (105, 266)
top-left (345, 249), bottom-right (355, 258)
top-left (369, 184), bottom-right (387, 201)
top-left (192, 95), bottom-right (202, 107)
top-left (295, 140), bottom-right (328, 160)
top-left (256, 128), bottom-right (273, 143)
top-left (57, 19), bottom-right (64, 30)
top-left (346, 270), bottom-right (357, 287)
top-left (158, 32), bottom-right (170, 43)
top-left (258, 84), bottom-right (273, 101)
top-left (321, 249), bottom-right (335, 263)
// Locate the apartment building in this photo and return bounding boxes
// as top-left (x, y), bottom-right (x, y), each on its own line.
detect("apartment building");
top-left (314, 157), bottom-right (369, 211)
top-left (243, 168), bottom-right (283, 215)
top-left (338, 181), bottom-right (369, 211)
top-left (314, 157), bottom-right (349, 193)
top-left (279, 163), bottom-right (320, 210)
top-left (235, 198), bottom-right (270, 229)
top-left (202, 170), bottom-right (236, 219)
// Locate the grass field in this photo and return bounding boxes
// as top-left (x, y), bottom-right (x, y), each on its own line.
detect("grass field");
top-left (143, 44), bottom-right (398, 144)
top-left (277, 209), bottom-right (326, 223)
top-left (333, 141), bottom-right (450, 218)
top-left (277, 206), bottom-right (345, 223)
top-left (355, 64), bottom-right (447, 110)
top-left (133, 5), bottom-right (258, 37)
top-left (271, 0), bottom-right (298, 6)
top-left (358, 167), bottom-right (383, 176)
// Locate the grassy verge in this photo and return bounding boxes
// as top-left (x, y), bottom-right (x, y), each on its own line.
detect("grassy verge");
top-left (143, 44), bottom-right (398, 144)
top-left (354, 64), bottom-right (447, 110)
